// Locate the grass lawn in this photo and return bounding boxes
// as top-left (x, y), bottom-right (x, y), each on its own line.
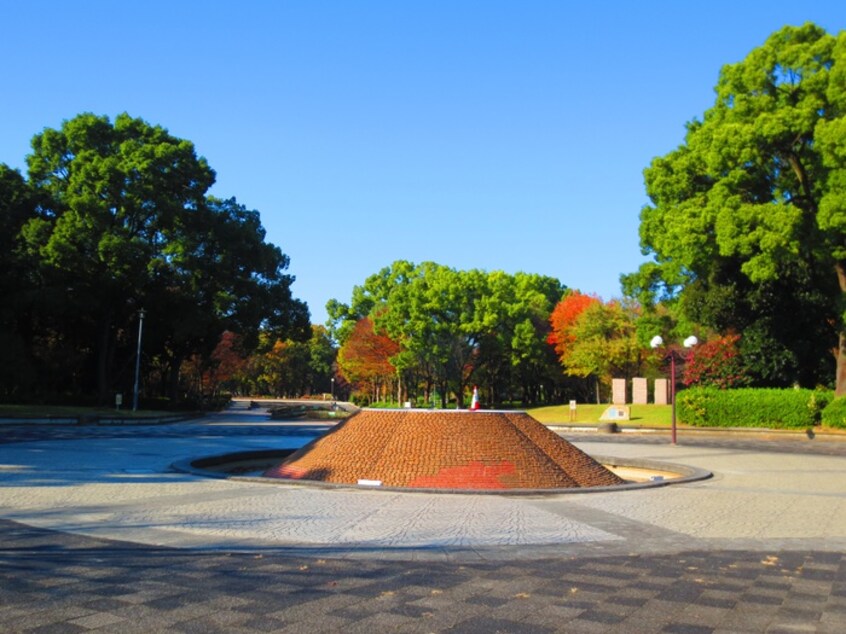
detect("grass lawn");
top-left (360, 401), bottom-right (677, 427)
top-left (527, 403), bottom-right (676, 428)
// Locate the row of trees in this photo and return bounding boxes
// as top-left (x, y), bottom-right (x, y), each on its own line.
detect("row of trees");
top-left (1, 113), bottom-right (310, 405)
top-left (326, 264), bottom-right (760, 408)
top-left (3, 24), bottom-right (843, 408)
top-left (180, 327), bottom-right (337, 400)
top-left (327, 262), bottom-right (572, 406)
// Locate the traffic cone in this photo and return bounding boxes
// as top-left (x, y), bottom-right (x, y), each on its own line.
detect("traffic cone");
top-left (470, 386), bottom-right (480, 411)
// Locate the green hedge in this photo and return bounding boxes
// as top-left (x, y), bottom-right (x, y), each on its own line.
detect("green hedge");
top-left (676, 387), bottom-right (832, 429)
top-left (821, 397), bottom-right (846, 429)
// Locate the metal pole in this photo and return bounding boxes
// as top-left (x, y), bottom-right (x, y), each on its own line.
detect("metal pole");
top-left (132, 309), bottom-right (146, 412)
top-left (670, 351), bottom-right (677, 445)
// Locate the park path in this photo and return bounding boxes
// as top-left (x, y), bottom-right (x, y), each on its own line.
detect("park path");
top-left (2, 404), bottom-right (846, 632)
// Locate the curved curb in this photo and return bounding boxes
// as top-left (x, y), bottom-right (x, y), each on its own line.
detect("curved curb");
top-left (171, 450), bottom-right (712, 495)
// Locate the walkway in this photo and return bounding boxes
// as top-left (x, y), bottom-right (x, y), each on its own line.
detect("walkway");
top-left (2, 405), bottom-right (846, 632)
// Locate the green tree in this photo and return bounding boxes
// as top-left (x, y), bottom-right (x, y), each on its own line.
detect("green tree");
top-left (475, 271), bottom-right (565, 404)
top-left (328, 261), bottom-right (567, 407)
top-left (624, 24), bottom-right (846, 392)
top-left (0, 165), bottom-right (39, 397)
top-left (16, 112), bottom-right (308, 403)
top-left (306, 325), bottom-right (337, 396)
top-left (143, 196), bottom-right (309, 399)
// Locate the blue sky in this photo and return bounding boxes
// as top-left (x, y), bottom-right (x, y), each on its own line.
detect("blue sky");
top-left (2, 1), bottom-right (843, 324)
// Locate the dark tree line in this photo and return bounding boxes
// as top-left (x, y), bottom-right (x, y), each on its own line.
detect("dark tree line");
top-left (0, 113), bottom-right (309, 406)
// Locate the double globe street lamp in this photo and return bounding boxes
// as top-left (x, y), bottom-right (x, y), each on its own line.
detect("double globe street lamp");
top-left (650, 335), bottom-right (698, 445)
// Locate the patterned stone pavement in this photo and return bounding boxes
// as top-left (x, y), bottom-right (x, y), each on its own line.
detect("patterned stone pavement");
top-left (2, 406), bottom-right (846, 632)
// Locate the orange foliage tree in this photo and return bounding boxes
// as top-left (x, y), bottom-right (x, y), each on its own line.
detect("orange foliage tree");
top-left (547, 291), bottom-right (600, 363)
top-left (337, 318), bottom-right (399, 402)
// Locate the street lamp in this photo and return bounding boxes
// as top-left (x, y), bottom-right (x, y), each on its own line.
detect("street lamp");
top-left (132, 308), bottom-right (146, 412)
top-left (650, 335), bottom-right (698, 445)
top-left (330, 377), bottom-right (335, 401)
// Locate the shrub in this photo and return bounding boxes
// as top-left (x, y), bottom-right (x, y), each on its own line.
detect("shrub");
top-left (676, 387), bottom-right (832, 429)
top-left (683, 334), bottom-right (751, 389)
top-left (821, 398), bottom-right (846, 429)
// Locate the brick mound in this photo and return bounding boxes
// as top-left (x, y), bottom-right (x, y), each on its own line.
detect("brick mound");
top-left (263, 409), bottom-right (626, 490)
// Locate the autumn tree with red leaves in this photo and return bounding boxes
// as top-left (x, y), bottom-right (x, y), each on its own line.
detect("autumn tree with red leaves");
top-left (181, 331), bottom-right (248, 399)
top-left (683, 333), bottom-right (751, 389)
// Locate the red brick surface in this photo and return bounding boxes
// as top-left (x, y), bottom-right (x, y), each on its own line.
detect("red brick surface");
top-left (263, 409), bottom-right (625, 489)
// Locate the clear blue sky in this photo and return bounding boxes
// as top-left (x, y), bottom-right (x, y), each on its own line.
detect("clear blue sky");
top-left (2, 1), bottom-right (843, 324)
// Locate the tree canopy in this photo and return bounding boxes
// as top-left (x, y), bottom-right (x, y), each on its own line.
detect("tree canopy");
top-left (624, 23), bottom-right (846, 392)
top-left (328, 261), bottom-right (569, 406)
top-left (1, 113), bottom-right (308, 404)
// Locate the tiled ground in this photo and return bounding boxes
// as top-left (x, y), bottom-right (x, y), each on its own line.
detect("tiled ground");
top-left (2, 519), bottom-right (845, 633)
top-left (3, 407), bottom-right (846, 632)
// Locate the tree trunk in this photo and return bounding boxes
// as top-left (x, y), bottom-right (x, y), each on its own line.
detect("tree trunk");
top-left (837, 333), bottom-right (846, 397)
top-left (96, 311), bottom-right (114, 406)
top-left (168, 353), bottom-right (183, 403)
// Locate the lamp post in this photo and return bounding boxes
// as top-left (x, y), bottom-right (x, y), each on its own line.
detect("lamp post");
top-left (132, 308), bottom-right (146, 412)
top-left (650, 335), bottom-right (698, 445)
top-left (330, 377), bottom-right (335, 401)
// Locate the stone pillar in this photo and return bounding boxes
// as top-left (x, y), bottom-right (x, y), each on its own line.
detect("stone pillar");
top-left (632, 377), bottom-right (648, 404)
top-left (654, 378), bottom-right (669, 405)
top-left (612, 378), bottom-right (627, 405)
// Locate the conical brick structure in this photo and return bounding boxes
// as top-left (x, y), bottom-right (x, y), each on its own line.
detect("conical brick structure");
top-left (263, 409), bottom-right (625, 490)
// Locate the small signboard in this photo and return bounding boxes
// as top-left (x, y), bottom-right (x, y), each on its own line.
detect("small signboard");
top-left (599, 405), bottom-right (631, 421)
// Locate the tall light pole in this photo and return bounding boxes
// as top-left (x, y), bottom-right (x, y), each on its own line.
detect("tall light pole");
top-left (330, 377), bottom-right (335, 401)
top-left (132, 308), bottom-right (146, 412)
top-left (650, 335), bottom-right (698, 445)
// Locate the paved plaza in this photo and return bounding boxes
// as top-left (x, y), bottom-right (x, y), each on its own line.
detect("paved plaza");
top-left (2, 404), bottom-right (846, 632)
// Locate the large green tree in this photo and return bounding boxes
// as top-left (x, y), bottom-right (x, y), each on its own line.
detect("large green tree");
top-left (624, 24), bottom-right (846, 392)
top-left (13, 113), bottom-right (308, 403)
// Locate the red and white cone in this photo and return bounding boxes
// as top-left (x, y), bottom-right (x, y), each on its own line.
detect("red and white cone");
top-left (470, 386), bottom-right (480, 411)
